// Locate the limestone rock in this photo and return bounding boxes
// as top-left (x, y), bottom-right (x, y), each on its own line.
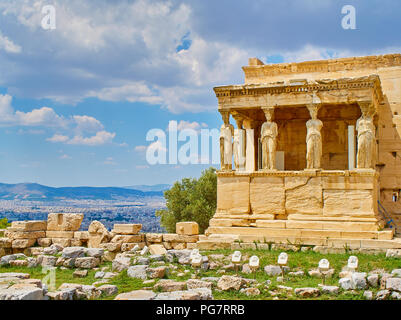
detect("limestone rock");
top-left (386, 249), bottom-right (401, 258)
top-left (146, 266), bottom-right (166, 279)
top-left (88, 221), bottom-right (110, 248)
top-left (264, 265), bottom-right (282, 276)
top-left (240, 287), bottom-right (260, 296)
top-left (294, 287), bottom-right (320, 298)
top-left (319, 285), bottom-right (339, 295)
top-left (112, 224), bottom-right (142, 235)
top-left (367, 274), bottom-right (379, 288)
top-left (62, 247), bottom-right (85, 259)
top-left (114, 290), bottom-right (156, 300)
top-left (74, 257), bottom-right (99, 269)
top-left (154, 280), bottom-right (187, 292)
top-left (98, 285), bottom-right (118, 296)
top-left (47, 213), bottom-right (83, 231)
top-left (339, 278), bottom-right (353, 290)
top-left (376, 290), bottom-right (391, 300)
top-left (127, 265), bottom-right (148, 280)
top-left (386, 278), bottom-right (401, 292)
top-left (111, 256), bottom-right (131, 272)
top-left (363, 290), bottom-right (373, 300)
top-left (217, 275), bottom-right (243, 291)
top-left (351, 272), bottom-right (368, 290)
top-left (149, 244), bottom-right (167, 255)
top-left (186, 279), bottom-right (213, 290)
top-left (73, 270), bottom-right (88, 278)
top-left (85, 248), bottom-right (104, 258)
top-left (176, 222), bottom-right (199, 235)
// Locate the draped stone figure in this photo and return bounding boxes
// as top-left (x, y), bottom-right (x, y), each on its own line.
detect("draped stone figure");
top-left (306, 105), bottom-right (323, 169)
top-left (233, 116), bottom-right (246, 171)
top-left (261, 108), bottom-right (278, 170)
top-left (356, 114), bottom-right (376, 169)
top-left (219, 111), bottom-right (234, 171)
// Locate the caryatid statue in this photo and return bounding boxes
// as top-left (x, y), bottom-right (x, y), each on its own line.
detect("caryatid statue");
top-left (356, 106), bottom-right (376, 169)
top-left (233, 115), bottom-right (246, 171)
top-left (219, 111), bottom-right (234, 171)
top-left (261, 107), bottom-right (278, 170)
top-left (306, 104), bottom-right (323, 169)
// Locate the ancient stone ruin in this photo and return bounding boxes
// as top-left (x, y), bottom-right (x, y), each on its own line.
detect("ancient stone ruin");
top-left (198, 54), bottom-right (401, 251)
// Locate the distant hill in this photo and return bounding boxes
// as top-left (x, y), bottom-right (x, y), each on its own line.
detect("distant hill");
top-left (124, 184), bottom-right (171, 192)
top-left (0, 183), bottom-right (164, 201)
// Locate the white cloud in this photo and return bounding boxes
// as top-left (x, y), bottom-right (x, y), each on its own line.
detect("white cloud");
top-left (67, 130), bottom-right (116, 146)
top-left (0, 93), bottom-right (116, 146)
top-left (0, 31), bottom-right (21, 53)
top-left (47, 134), bottom-right (69, 143)
top-left (73, 115), bottom-right (104, 133)
top-left (135, 145), bottom-right (147, 153)
top-left (59, 154), bottom-right (72, 160)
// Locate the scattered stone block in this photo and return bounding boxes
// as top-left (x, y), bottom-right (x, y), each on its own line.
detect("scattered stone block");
top-left (112, 256), bottom-right (131, 272)
top-left (88, 221), bottom-right (110, 248)
top-left (149, 244), bottom-right (167, 255)
top-left (12, 239), bottom-right (36, 249)
top-left (62, 247), bottom-right (86, 259)
top-left (217, 275), bottom-right (243, 291)
top-left (114, 290), bottom-right (156, 300)
top-left (51, 238), bottom-right (71, 247)
top-left (11, 221), bottom-right (47, 232)
top-left (47, 213), bottom-right (83, 231)
top-left (154, 280), bottom-right (187, 292)
top-left (46, 231), bottom-right (74, 239)
top-left (75, 257), bottom-right (100, 269)
top-left (98, 284), bottom-right (118, 296)
top-left (294, 287), bottom-right (320, 298)
top-left (146, 233), bottom-right (163, 243)
top-left (73, 269), bottom-right (88, 278)
top-left (112, 224), bottom-right (142, 235)
top-left (37, 238), bottom-right (52, 247)
top-left (146, 266), bottom-right (166, 279)
top-left (386, 278), bottom-right (401, 292)
top-left (176, 222), bottom-right (199, 235)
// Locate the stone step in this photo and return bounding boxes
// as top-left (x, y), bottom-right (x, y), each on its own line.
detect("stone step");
top-left (210, 218), bottom-right (380, 231)
top-left (206, 226), bottom-right (391, 240)
top-left (196, 240), bottom-right (233, 250)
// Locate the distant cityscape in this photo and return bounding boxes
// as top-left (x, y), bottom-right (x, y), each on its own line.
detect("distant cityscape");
top-left (0, 183), bottom-right (170, 232)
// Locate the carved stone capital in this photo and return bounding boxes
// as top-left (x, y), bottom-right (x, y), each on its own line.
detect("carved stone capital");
top-left (219, 110), bottom-right (231, 124)
top-left (357, 101), bottom-right (376, 117)
top-left (306, 103), bottom-right (321, 119)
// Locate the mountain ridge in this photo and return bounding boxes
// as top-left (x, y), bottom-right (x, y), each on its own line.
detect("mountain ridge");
top-left (0, 182), bottom-right (165, 201)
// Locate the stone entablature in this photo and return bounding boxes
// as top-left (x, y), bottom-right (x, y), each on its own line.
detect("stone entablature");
top-left (214, 75), bottom-right (383, 113)
top-left (243, 54), bottom-right (401, 82)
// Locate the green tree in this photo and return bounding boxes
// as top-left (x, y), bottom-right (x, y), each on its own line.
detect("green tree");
top-left (156, 167), bottom-right (217, 233)
top-left (0, 217), bottom-right (11, 229)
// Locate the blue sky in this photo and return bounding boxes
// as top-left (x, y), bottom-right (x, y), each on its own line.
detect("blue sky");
top-left (0, 0), bottom-right (400, 187)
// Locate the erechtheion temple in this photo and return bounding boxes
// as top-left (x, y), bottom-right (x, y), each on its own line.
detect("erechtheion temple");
top-left (200, 54), bottom-right (401, 250)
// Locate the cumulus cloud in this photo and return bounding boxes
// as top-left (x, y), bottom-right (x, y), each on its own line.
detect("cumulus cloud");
top-left (0, 31), bottom-right (21, 53)
top-left (0, 0), bottom-right (400, 113)
top-left (66, 131), bottom-right (116, 146)
top-left (1, 93), bottom-right (115, 146)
